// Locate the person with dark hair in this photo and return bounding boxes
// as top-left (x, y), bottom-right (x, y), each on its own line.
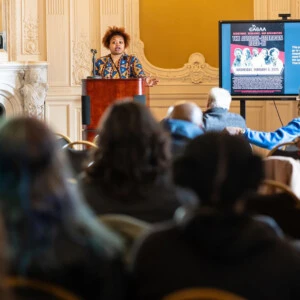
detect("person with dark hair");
top-left (0, 116), bottom-right (126, 300)
top-left (129, 132), bottom-right (300, 300)
top-left (161, 101), bottom-right (204, 158)
top-left (95, 26), bottom-right (158, 86)
top-left (79, 100), bottom-right (194, 223)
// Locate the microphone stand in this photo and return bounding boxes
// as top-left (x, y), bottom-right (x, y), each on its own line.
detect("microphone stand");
top-left (87, 49), bottom-right (102, 79)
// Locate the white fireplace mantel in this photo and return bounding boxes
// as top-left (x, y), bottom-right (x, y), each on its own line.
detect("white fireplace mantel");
top-left (0, 62), bottom-right (48, 118)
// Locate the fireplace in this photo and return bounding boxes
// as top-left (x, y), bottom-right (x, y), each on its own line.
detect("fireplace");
top-left (0, 62), bottom-right (48, 119)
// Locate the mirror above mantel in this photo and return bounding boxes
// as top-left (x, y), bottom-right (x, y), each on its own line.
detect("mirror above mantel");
top-left (0, 0), bottom-right (8, 62)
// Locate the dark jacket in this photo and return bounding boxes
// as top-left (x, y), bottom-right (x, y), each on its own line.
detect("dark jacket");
top-left (79, 176), bottom-right (196, 223)
top-left (203, 107), bottom-right (246, 132)
top-left (9, 224), bottom-right (126, 300)
top-left (161, 118), bottom-right (204, 158)
top-left (130, 211), bottom-right (300, 300)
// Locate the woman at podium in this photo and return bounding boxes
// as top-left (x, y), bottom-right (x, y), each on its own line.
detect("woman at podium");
top-left (95, 26), bottom-right (158, 86)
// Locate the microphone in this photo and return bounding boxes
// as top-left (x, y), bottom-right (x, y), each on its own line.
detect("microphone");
top-left (87, 49), bottom-right (102, 79)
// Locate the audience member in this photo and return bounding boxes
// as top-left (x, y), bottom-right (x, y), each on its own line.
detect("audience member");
top-left (79, 100), bottom-right (195, 223)
top-left (161, 101), bottom-right (204, 157)
top-left (203, 87), bottom-right (246, 131)
top-left (225, 117), bottom-right (300, 150)
top-left (0, 116), bottom-right (126, 300)
top-left (129, 132), bottom-right (300, 300)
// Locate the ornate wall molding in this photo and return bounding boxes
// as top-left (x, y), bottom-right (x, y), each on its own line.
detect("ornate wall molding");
top-left (102, 0), bottom-right (119, 15)
top-left (133, 39), bottom-right (218, 84)
top-left (22, 16), bottom-right (40, 55)
top-left (47, 0), bottom-right (64, 15)
top-left (72, 37), bottom-right (91, 85)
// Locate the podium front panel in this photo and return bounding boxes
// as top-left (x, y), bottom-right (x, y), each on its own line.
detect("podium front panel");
top-left (82, 78), bottom-right (149, 141)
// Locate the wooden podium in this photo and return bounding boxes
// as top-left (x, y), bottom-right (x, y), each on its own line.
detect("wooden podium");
top-left (81, 78), bottom-right (149, 141)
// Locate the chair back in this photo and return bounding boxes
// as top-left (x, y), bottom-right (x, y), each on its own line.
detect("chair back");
top-left (4, 277), bottom-right (81, 300)
top-left (55, 132), bottom-right (73, 149)
top-left (99, 214), bottom-right (151, 241)
top-left (63, 140), bottom-right (98, 175)
top-left (93, 134), bottom-right (99, 144)
top-left (246, 179), bottom-right (300, 238)
top-left (162, 288), bottom-right (247, 300)
top-left (267, 139), bottom-right (300, 159)
top-left (98, 214), bottom-right (151, 263)
top-left (263, 156), bottom-right (300, 199)
top-left (258, 179), bottom-right (299, 202)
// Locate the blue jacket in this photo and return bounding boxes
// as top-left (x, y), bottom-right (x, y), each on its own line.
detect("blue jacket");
top-left (244, 117), bottom-right (300, 150)
top-left (161, 118), bottom-right (204, 157)
top-left (161, 118), bottom-right (204, 139)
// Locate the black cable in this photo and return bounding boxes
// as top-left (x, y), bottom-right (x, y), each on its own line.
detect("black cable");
top-left (272, 100), bottom-right (284, 126)
top-left (109, 54), bottom-right (122, 78)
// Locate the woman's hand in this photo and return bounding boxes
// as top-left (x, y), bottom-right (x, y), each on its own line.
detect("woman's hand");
top-left (223, 127), bottom-right (245, 135)
top-left (145, 76), bottom-right (159, 87)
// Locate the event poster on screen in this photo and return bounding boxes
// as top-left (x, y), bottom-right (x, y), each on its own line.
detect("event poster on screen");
top-left (220, 21), bottom-right (300, 97)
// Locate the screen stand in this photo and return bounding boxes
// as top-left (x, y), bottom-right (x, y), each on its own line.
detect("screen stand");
top-left (240, 100), bottom-right (246, 120)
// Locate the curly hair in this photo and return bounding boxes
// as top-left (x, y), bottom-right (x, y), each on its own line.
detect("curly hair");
top-left (85, 100), bottom-right (171, 196)
top-left (102, 26), bottom-right (131, 49)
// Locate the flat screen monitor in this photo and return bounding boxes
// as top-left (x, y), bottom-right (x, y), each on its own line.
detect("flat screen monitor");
top-left (219, 20), bottom-right (300, 99)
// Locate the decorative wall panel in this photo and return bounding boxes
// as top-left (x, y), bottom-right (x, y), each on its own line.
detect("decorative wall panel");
top-left (46, 0), bottom-right (69, 86)
top-left (47, 0), bottom-right (64, 15)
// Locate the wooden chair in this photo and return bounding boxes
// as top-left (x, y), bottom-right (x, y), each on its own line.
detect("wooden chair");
top-left (93, 134), bottom-right (99, 144)
top-left (62, 140), bottom-right (98, 175)
top-left (162, 288), bottom-right (247, 300)
top-left (267, 138), bottom-right (300, 159)
top-left (98, 214), bottom-right (150, 242)
top-left (65, 140), bottom-right (98, 149)
top-left (258, 179), bottom-right (300, 203)
top-left (55, 132), bottom-right (73, 149)
top-left (4, 277), bottom-right (81, 300)
top-left (263, 156), bottom-right (300, 199)
top-left (246, 179), bottom-right (300, 238)
top-left (98, 214), bottom-right (151, 263)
